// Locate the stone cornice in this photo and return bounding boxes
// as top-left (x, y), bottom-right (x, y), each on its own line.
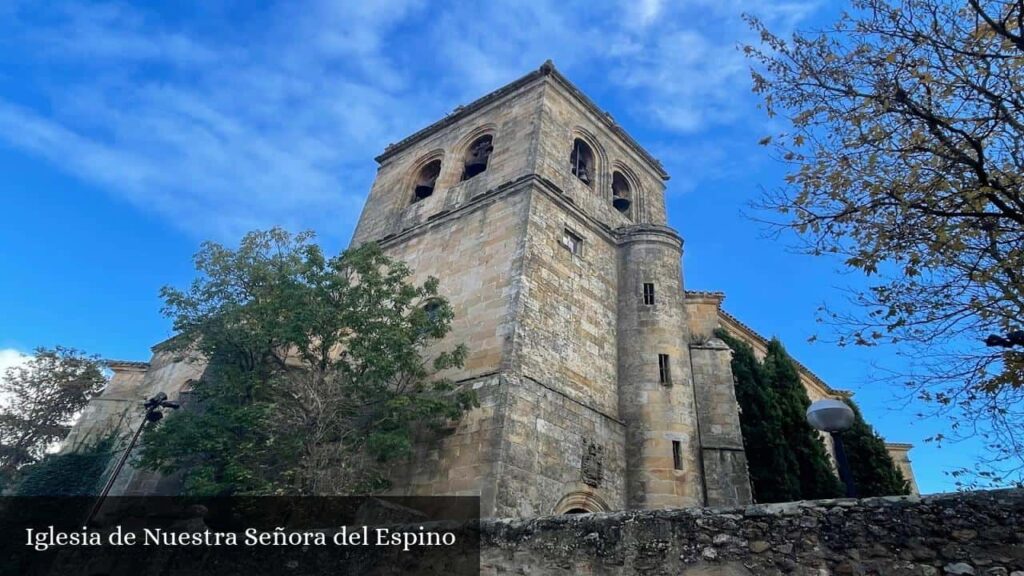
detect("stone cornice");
top-left (885, 442), bottom-right (914, 450)
top-left (685, 290), bottom-right (726, 304)
top-left (103, 360), bottom-right (150, 371)
top-left (374, 61), bottom-right (670, 181)
top-left (375, 71), bottom-right (544, 165)
top-left (614, 224), bottom-right (684, 250)
top-left (376, 173), bottom-right (626, 250)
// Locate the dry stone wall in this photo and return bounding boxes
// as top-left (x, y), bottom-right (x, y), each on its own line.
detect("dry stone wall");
top-left (480, 488), bottom-right (1024, 576)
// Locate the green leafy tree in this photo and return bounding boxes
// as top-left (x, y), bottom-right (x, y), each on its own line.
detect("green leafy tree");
top-left (761, 340), bottom-right (845, 500)
top-left (0, 347), bottom-right (108, 486)
top-left (744, 0), bottom-right (1024, 484)
top-left (716, 330), bottom-right (801, 502)
top-left (718, 331), bottom-right (842, 502)
top-left (721, 331), bottom-right (910, 500)
top-left (841, 399), bottom-right (910, 497)
top-left (137, 228), bottom-right (476, 496)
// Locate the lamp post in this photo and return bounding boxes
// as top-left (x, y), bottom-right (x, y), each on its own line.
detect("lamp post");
top-left (806, 398), bottom-right (857, 498)
top-left (85, 392), bottom-right (180, 526)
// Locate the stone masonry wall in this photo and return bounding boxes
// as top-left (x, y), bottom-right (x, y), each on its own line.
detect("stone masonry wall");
top-left (60, 362), bottom-right (147, 453)
top-left (514, 189), bottom-right (620, 416)
top-left (689, 340), bottom-right (751, 508)
top-left (616, 227), bottom-right (703, 510)
top-left (494, 373), bottom-right (627, 518)
top-left (384, 374), bottom-right (506, 513)
top-left (351, 76), bottom-right (545, 245)
top-left (104, 349), bottom-right (205, 496)
top-left (481, 488), bottom-right (1024, 576)
top-left (376, 186), bottom-right (531, 380)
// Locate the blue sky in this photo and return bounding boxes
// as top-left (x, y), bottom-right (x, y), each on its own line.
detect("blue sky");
top-left (0, 0), bottom-right (984, 494)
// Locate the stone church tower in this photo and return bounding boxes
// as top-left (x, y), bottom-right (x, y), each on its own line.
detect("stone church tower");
top-left (349, 61), bottom-right (751, 516)
top-left (65, 61), bottom-right (823, 518)
top-left (65, 61), bottom-right (921, 514)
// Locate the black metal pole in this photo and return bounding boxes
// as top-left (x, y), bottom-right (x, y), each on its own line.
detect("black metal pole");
top-left (84, 407), bottom-right (152, 526)
top-left (84, 391), bottom-right (180, 526)
top-left (830, 430), bottom-right (857, 498)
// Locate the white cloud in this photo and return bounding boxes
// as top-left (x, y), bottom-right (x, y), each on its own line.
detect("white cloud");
top-left (605, 0), bottom-right (818, 134)
top-left (0, 1), bottom-right (434, 242)
top-left (0, 348), bottom-right (29, 380)
top-left (0, 0), bottom-right (819, 239)
top-left (626, 0), bottom-right (664, 27)
top-left (0, 349), bottom-right (27, 410)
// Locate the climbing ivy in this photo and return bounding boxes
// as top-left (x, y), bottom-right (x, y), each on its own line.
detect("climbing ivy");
top-left (12, 434), bottom-right (117, 496)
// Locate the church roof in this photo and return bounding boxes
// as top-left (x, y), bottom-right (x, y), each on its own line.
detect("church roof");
top-left (684, 290), bottom-right (851, 399)
top-left (717, 306), bottom-right (852, 399)
top-left (374, 60), bottom-right (670, 181)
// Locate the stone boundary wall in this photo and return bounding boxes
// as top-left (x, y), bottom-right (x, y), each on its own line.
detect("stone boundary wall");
top-left (480, 489), bottom-right (1024, 575)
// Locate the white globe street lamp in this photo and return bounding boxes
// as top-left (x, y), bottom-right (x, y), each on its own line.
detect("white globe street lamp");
top-left (806, 399), bottom-right (857, 498)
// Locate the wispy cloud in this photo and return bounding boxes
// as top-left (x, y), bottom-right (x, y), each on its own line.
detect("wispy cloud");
top-left (0, 349), bottom-right (29, 379)
top-left (0, 0), bottom-right (818, 240)
top-left (630, 0), bottom-right (665, 27)
top-left (0, 1), bottom-right (435, 241)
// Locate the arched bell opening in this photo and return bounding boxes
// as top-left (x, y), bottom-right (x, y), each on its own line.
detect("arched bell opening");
top-left (570, 138), bottom-right (595, 187)
top-left (611, 171), bottom-right (632, 215)
top-left (461, 135), bottom-right (494, 181)
top-left (412, 159), bottom-right (442, 203)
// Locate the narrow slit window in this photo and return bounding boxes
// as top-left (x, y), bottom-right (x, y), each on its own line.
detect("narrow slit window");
top-left (658, 354), bottom-right (671, 385)
top-left (561, 229), bottom-right (583, 256)
top-left (643, 283), bottom-right (655, 305)
top-left (672, 441), bottom-right (683, 470)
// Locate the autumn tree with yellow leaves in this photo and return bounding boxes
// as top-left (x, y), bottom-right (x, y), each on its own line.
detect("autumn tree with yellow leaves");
top-left (745, 0), bottom-right (1024, 486)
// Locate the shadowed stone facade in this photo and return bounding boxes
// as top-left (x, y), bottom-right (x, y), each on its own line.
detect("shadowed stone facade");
top-left (66, 61), bottom-right (916, 515)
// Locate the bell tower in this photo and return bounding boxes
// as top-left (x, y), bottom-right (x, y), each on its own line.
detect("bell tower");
top-left (351, 61), bottom-right (750, 516)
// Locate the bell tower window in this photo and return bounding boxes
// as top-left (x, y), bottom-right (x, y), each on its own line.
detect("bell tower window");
top-left (412, 159), bottom-right (442, 203)
top-left (612, 171), bottom-right (632, 215)
top-left (570, 139), bottom-right (594, 187)
top-left (461, 135), bottom-right (494, 181)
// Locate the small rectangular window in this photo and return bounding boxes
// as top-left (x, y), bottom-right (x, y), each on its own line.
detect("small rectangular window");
top-left (658, 354), bottom-right (671, 385)
top-left (561, 228), bottom-right (583, 255)
top-left (643, 283), bottom-right (655, 305)
top-left (672, 440), bottom-right (683, 470)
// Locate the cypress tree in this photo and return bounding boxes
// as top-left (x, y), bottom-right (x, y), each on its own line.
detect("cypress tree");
top-left (761, 339), bottom-right (844, 500)
top-left (716, 330), bottom-right (800, 503)
top-left (840, 399), bottom-right (910, 497)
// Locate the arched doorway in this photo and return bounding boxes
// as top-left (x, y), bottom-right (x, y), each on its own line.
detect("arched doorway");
top-left (553, 491), bottom-right (610, 515)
